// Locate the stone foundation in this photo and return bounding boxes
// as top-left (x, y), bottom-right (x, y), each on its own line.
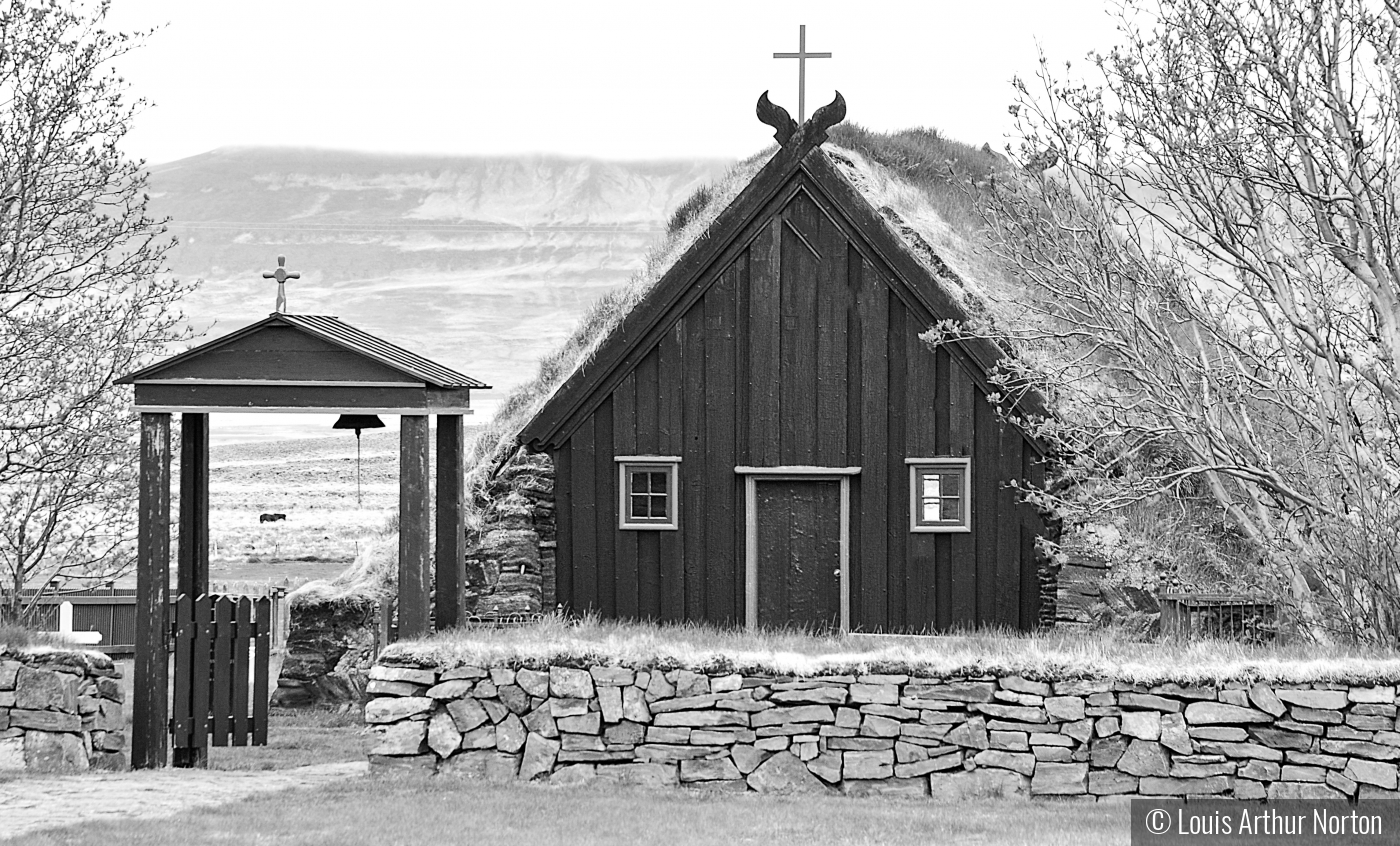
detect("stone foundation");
top-left (364, 660), bottom-right (1400, 800)
top-left (0, 648), bottom-right (127, 773)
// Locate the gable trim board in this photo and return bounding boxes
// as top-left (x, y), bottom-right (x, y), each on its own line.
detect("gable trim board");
top-left (518, 146), bottom-right (1046, 455)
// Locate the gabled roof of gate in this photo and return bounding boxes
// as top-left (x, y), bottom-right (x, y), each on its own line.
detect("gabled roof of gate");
top-left (116, 312), bottom-right (489, 389)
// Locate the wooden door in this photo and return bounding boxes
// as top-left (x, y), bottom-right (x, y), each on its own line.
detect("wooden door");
top-left (752, 478), bottom-right (844, 631)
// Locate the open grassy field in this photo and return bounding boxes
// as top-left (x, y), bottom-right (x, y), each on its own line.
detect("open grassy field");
top-left (200, 431), bottom-right (400, 588)
top-left (19, 773), bottom-right (1131, 846)
top-left (101, 427), bottom-right (472, 591)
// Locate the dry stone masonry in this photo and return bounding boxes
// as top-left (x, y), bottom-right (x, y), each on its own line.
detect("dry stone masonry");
top-left (0, 648), bottom-right (127, 773)
top-left (464, 453), bottom-right (556, 619)
top-left (363, 660), bottom-right (1400, 800)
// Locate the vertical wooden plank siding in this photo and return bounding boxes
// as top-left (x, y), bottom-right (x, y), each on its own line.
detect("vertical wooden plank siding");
top-left (682, 301), bottom-right (707, 619)
top-left (779, 211), bottom-right (818, 465)
top-left (398, 415), bottom-right (431, 639)
top-left (572, 419), bottom-right (598, 612)
top-left (638, 532), bottom-right (662, 620)
top-left (748, 219), bottom-right (782, 466)
top-left (885, 296), bottom-right (909, 630)
top-left (904, 327), bottom-right (939, 631)
top-left (814, 210), bottom-right (848, 467)
top-left (620, 364), bottom-right (654, 619)
top-left (177, 413), bottom-right (209, 603)
top-left (658, 328), bottom-right (682, 455)
top-left (656, 328), bottom-right (684, 622)
top-left (554, 447), bottom-right (574, 612)
top-left (844, 249), bottom-right (864, 626)
top-left (594, 396), bottom-right (616, 617)
top-left (1020, 446), bottom-right (1045, 630)
top-left (733, 250), bottom-right (751, 617)
top-left (996, 421), bottom-right (1024, 626)
top-left (634, 350), bottom-right (659, 454)
top-left (973, 395), bottom-right (1000, 625)
top-left (932, 348), bottom-right (954, 630)
top-left (133, 412), bottom-right (171, 770)
top-left (613, 374), bottom-right (640, 620)
top-left (857, 260), bottom-right (889, 630)
top-left (706, 262), bottom-right (739, 623)
top-left (947, 358), bottom-right (978, 627)
top-left (434, 415), bottom-right (466, 631)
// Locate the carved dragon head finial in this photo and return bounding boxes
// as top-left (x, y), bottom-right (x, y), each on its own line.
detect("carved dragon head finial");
top-left (808, 91), bottom-right (846, 140)
top-left (757, 91), bottom-right (797, 145)
top-left (756, 91), bottom-right (847, 152)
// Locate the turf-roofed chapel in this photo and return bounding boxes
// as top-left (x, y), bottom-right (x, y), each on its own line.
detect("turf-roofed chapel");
top-left (468, 94), bottom-right (1054, 634)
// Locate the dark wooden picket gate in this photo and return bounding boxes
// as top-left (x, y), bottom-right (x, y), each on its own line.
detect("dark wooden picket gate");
top-left (171, 594), bottom-right (271, 766)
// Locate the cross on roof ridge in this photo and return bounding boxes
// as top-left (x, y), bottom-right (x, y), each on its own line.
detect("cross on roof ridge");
top-left (261, 255), bottom-right (300, 312)
top-left (773, 24), bottom-right (832, 124)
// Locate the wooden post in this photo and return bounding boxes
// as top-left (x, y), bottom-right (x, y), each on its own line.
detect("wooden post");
top-left (177, 413), bottom-right (210, 601)
top-left (173, 413), bottom-right (209, 768)
top-left (434, 415), bottom-right (466, 631)
top-left (132, 412), bottom-right (171, 770)
top-left (398, 415), bottom-right (431, 639)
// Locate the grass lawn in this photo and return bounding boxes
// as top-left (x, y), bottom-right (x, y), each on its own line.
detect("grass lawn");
top-left (21, 773), bottom-right (1132, 846)
top-left (205, 706), bottom-right (367, 771)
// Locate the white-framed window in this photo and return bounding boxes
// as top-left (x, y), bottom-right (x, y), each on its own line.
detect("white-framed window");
top-left (616, 456), bottom-right (681, 530)
top-left (907, 457), bottom-right (972, 533)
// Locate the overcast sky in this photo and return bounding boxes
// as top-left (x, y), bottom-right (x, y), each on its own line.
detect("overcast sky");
top-left (105, 0), bottom-right (1125, 165)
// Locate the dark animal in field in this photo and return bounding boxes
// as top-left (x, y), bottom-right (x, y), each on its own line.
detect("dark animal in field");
top-left (259, 513), bottom-right (286, 524)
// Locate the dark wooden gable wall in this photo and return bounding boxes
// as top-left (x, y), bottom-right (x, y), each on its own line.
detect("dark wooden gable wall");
top-left (547, 161), bottom-right (1047, 633)
top-left (146, 326), bottom-right (421, 384)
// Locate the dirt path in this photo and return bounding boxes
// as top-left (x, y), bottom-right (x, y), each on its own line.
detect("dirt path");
top-left (0, 761), bottom-right (368, 841)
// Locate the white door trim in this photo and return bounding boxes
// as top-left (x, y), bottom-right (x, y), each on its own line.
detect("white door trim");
top-left (740, 470), bottom-right (852, 633)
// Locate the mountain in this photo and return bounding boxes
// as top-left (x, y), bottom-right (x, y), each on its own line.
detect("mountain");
top-left (146, 147), bottom-right (733, 429)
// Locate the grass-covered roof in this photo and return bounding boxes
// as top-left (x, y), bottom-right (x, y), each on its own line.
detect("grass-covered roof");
top-left (465, 123), bottom-right (1018, 498)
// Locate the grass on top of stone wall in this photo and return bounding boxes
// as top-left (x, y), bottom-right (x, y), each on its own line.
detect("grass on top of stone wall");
top-left (0, 623), bottom-right (97, 653)
top-left (0, 632), bottom-right (115, 672)
top-left (380, 614), bottom-right (1400, 687)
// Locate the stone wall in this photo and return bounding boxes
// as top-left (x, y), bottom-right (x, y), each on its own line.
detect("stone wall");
top-left (363, 660), bottom-right (1400, 800)
top-left (464, 452), bottom-right (555, 619)
top-left (273, 598), bottom-right (379, 707)
top-left (0, 648), bottom-right (127, 773)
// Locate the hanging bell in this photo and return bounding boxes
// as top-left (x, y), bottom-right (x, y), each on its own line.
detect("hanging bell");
top-left (332, 414), bottom-right (385, 436)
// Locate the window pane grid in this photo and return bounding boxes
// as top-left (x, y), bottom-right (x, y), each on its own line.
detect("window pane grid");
top-left (912, 465), bottom-right (968, 530)
top-left (621, 463), bottom-right (676, 528)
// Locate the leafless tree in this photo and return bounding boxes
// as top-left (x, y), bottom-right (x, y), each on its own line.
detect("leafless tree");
top-left (0, 0), bottom-right (193, 623)
top-left (947, 0), bottom-right (1400, 642)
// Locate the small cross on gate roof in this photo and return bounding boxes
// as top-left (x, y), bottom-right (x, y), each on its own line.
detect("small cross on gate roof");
top-left (262, 255), bottom-right (300, 313)
top-left (773, 24), bottom-right (832, 124)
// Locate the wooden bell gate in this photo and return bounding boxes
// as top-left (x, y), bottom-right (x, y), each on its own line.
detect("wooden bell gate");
top-left (170, 594), bottom-right (271, 766)
top-left (118, 308), bottom-right (487, 769)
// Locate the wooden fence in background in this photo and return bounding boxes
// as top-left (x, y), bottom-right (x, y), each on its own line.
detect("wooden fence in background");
top-left (8, 585), bottom-right (289, 657)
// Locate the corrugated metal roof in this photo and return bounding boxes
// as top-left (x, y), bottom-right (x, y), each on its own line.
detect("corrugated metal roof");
top-left (280, 314), bottom-right (489, 389)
